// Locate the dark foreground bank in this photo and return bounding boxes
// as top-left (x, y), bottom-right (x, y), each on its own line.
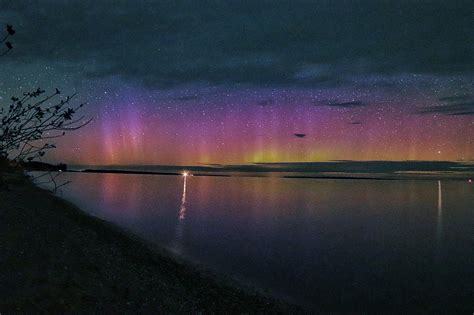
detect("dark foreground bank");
top-left (0, 173), bottom-right (301, 313)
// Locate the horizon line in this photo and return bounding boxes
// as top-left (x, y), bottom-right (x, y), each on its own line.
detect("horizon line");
top-left (58, 159), bottom-right (474, 167)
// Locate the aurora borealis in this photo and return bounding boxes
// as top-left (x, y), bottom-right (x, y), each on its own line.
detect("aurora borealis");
top-left (50, 80), bottom-right (474, 165)
top-left (1, 1), bottom-right (473, 165)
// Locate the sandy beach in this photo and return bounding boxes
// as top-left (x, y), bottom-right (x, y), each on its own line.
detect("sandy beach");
top-left (0, 173), bottom-right (301, 313)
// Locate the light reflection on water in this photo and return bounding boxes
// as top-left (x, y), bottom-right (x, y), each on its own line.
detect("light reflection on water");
top-left (437, 180), bottom-right (443, 244)
top-left (36, 172), bottom-right (474, 310)
top-left (172, 175), bottom-right (187, 254)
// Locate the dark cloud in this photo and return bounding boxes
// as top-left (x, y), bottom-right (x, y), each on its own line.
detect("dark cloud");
top-left (315, 100), bottom-right (368, 108)
top-left (1, 0), bottom-right (473, 87)
top-left (328, 101), bottom-right (366, 108)
top-left (438, 94), bottom-right (471, 102)
top-left (449, 111), bottom-right (474, 116)
top-left (293, 133), bottom-right (306, 138)
top-left (257, 99), bottom-right (273, 106)
top-left (350, 121), bottom-right (363, 125)
top-left (175, 95), bottom-right (200, 101)
top-left (416, 101), bottom-right (474, 116)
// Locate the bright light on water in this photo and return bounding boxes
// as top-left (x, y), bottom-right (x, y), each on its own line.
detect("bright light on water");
top-left (34, 173), bottom-right (474, 310)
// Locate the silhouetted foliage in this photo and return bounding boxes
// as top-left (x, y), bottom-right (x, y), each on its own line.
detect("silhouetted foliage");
top-left (0, 24), bottom-right (90, 163)
top-left (1, 24), bottom-right (15, 56)
top-left (1, 24), bottom-right (90, 191)
top-left (0, 88), bottom-right (90, 162)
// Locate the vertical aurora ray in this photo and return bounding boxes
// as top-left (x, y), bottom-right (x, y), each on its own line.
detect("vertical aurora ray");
top-left (44, 82), bottom-right (474, 165)
top-left (2, 1), bottom-right (472, 166)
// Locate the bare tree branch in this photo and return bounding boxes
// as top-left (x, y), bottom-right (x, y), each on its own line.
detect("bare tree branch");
top-left (1, 23), bottom-right (90, 184)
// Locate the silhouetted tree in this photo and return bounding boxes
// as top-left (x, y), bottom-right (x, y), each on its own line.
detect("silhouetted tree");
top-left (0, 24), bottom-right (90, 190)
top-left (0, 88), bottom-right (90, 162)
top-left (0, 24), bottom-right (15, 56)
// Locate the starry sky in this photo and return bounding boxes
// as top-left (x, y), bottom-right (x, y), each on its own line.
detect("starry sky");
top-left (1, 0), bottom-right (473, 165)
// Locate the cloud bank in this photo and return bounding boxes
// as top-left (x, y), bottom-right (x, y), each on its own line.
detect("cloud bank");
top-left (2, 0), bottom-right (473, 87)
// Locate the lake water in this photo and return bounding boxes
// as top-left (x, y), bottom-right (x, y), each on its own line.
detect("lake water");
top-left (41, 172), bottom-right (473, 311)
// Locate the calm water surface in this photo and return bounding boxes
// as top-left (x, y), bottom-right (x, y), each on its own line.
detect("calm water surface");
top-left (43, 173), bottom-right (473, 310)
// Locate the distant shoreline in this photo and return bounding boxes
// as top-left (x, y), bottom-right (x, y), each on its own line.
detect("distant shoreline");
top-left (69, 168), bottom-right (473, 181)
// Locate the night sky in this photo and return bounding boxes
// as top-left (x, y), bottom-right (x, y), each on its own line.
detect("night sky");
top-left (1, 1), bottom-right (473, 165)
